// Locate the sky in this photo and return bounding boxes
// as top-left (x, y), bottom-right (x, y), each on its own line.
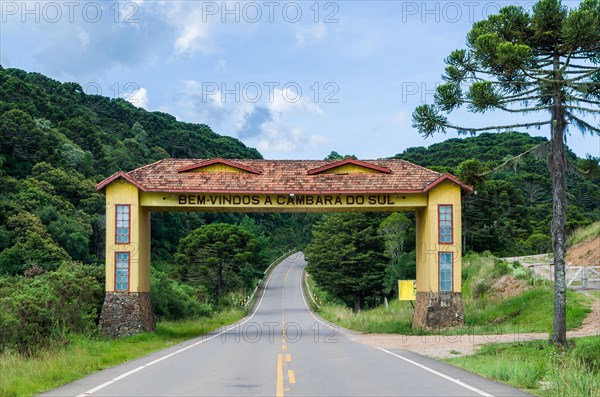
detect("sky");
top-left (1, 0), bottom-right (598, 160)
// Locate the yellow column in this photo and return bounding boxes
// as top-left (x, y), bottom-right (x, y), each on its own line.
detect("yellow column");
top-left (100, 179), bottom-right (154, 336)
top-left (414, 181), bottom-right (464, 328)
top-left (416, 181), bottom-right (462, 292)
top-left (104, 180), bottom-right (151, 292)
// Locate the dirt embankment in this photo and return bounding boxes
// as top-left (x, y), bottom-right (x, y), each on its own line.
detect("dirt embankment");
top-left (566, 236), bottom-right (600, 267)
top-left (490, 275), bottom-right (529, 298)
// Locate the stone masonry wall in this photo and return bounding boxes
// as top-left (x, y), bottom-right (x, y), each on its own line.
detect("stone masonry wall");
top-left (413, 292), bottom-right (464, 329)
top-left (99, 292), bottom-right (155, 337)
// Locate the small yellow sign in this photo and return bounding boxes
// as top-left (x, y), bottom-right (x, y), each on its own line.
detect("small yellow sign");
top-left (399, 280), bottom-right (416, 301)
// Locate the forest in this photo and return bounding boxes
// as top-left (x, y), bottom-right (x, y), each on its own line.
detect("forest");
top-left (394, 132), bottom-right (600, 255)
top-left (0, 67), bottom-right (598, 352)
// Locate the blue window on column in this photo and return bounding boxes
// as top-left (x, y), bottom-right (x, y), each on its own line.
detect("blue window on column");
top-left (438, 205), bottom-right (453, 244)
top-left (116, 205), bottom-right (130, 244)
top-left (439, 252), bottom-right (453, 292)
top-left (115, 252), bottom-right (130, 291)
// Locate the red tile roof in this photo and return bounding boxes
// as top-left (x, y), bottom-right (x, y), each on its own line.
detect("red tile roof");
top-left (307, 159), bottom-right (392, 175)
top-left (176, 158), bottom-right (263, 174)
top-left (96, 159), bottom-right (472, 194)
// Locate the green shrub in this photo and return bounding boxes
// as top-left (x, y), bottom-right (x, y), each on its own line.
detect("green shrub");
top-left (546, 354), bottom-right (600, 397)
top-left (473, 277), bottom-right (491, 298)
top-left (151, 270), bottom-right (212, 320)
top-left (0, 261), bottom-right (104, 353)
top-left (447, 338), bottom-right (600, 396)
top-left (573, 337), bottom-right (600, 373)
top-left (492, 259), bottom-right (510, 277)
top-left (461, 253), bottom-right (481, 282)
top-left (524, 233), bottom-right (552, 254)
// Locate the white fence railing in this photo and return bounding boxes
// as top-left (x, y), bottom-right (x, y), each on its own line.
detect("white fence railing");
top-left (566, 266), bottom-right (600, 288)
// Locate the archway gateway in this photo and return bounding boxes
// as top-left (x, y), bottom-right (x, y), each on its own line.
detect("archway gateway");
top-left (96, 158), bottom-right (472, 336)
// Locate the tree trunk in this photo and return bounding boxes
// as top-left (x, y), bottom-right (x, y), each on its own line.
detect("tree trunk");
top-left (551, 52), bottom-right (568, 347)
top-left (354, 295), bottom-right (361, 312)
top-left (217, 263), bottom-right (223, 297)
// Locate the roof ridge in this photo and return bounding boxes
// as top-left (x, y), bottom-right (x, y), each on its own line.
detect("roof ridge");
top-left (423, 172), bottom-right (473, 193)
top-left (177, 158), bottom-right (263, 174)
top-left (128, 158), bottom-right (169, 174)
top-left (96, 158), bottom-right (470, 194)
top-left (307, 159), bottom-right (392, 175)
top-left (395, 158), bottom-right (442, 176)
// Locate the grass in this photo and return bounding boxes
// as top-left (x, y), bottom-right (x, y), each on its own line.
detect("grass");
top-left (462, 286), bottom-right (590, 334)
top-left (0, 308), bottom-right (244, 397)
top-left (567, 221), bottom-right (600, 247)
top-left (311, 252), bottom-right (592, 335)
top-left (318, 300), bottom-right (420, 334)
top-left (305, 273), bottom-right (421, 333)
top-left (316, 288), bottom-right (589, 335)
top-left (445, 336), bottom-right (600, 396)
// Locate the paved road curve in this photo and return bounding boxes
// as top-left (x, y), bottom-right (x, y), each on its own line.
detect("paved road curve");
top-left (45, 253), bottom-right (529, 397)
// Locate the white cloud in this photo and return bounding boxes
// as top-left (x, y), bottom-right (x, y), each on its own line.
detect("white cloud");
top-left (232, 102), bottom-right (258, 131)
top-left (184, 79), bottom-right (224, 109)
top-left (269, 87), bottom-right (323, 115)
top-left (170, 79), bottom-right (326, 157)
top-left (125, 87), bottom-right (150, 109)
top-left (231, 102), bottom-right (326, 156)
top-left (247, 120), bottom-right (326, 154)
top-left (77, 28), bottom-right (90, 51)
top-left (227, 86), bottom-right (325, 155)
top-left (296, 23), bottom-right (327, 45)
top-left (175, 23), bottom-right (211, 57)
top-left (183, 79), bottom-right (201, 91)
top-left (164, 4), bottom-right (213, 57)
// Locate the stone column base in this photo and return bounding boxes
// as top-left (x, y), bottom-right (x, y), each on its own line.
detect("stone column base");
top-left (99, 292), bottom-right (155, 337)
top-left (413, 292), bottom-right (464, 329)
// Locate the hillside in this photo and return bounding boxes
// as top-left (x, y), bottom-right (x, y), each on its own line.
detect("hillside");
top-left (566, 222), bottom-right (600, 267)
top-left (394, 132), bottom-right (551, 168)
top-left (1, 67), bottom-right (598, 270)
top-left (0, 70), bottom-right (323, 356)
top-left (394, 132), bottom-right (600, 256)
top-left (0, 67), bottom-right (261, 275)
top-left (0, 67), bottom-right (261, 177)
top-left (0, 67), bottom-right (597, 357)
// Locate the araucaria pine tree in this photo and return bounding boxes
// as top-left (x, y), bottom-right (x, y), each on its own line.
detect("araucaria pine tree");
top-left (412, 0), bottom-right (599, 346)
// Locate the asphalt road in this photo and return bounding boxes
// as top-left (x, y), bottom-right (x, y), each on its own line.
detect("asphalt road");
top-left (44, 253), bottom-right (530, 397)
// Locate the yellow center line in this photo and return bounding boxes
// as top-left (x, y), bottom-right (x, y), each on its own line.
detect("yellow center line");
top-left (276, 353), bottom-right (284, 397)
top-left (277, 262), bottom-right (298, 396)
top-left (288, 370), bottom-right (296, 384)
top-left (283, 262), bottom-right (294, 281)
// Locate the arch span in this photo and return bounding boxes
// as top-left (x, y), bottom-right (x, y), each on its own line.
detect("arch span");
top-left (96, 158), bottom-right (472, 336)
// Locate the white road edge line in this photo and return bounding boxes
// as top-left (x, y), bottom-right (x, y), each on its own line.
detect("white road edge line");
top-left (375, 347), bottom-right (495, 397)
top-left (298, 259), bottom-right (492, 397)
top-left (76, 257), bottom-right (285, 397)
top-left (297, 256), bottom-right (351, 337)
